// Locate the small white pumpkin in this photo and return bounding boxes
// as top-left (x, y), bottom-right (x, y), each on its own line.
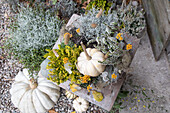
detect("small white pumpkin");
top-left (73, 97), bottom-right (89, 113)
top-left (65, 91), bottom-right (77, 99)
top-left (77, 42), bottom-right (106, 77)
top-left (10, 69), bottom-right (60, 113)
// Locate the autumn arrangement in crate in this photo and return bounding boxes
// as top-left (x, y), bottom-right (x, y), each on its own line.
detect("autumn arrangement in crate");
top-left (42, 1), bottom-right (145, 111)
top-left (5, 0), bottom-right (146, 113)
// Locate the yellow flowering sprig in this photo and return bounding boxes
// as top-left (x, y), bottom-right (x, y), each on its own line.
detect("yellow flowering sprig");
top-left (87, 85), bottom-right (92, 92)
top-left (80, 75), bottom-right (90, 83)
top-left (126, 44), bottom-right (132, 50)
top-left (76, 28), bottom-right (80, 33)
top-left (112, 73), bottom-right (117, 79)
top-left (63, 57), bottom-right (68, 64)
top-left (116, 33), bottom-right (123, 41)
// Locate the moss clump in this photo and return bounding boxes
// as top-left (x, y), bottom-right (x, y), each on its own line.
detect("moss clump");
top-left (86, 0), bottom-right (113, 14)
top-left (44, 44), bottom-right (83, 85)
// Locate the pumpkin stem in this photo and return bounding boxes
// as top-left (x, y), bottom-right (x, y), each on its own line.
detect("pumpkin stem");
top-left (64, 33), bottom-right (70, 45)
top-left (96, 8), bottom-right (103, 18)
top-left (81, 42), bottom-right (91, 60)
top-left (104, 52), bottom-right (109, 59)
top-left (53, 49), bottom-right (59, 57)
top-left (29, 79), bottom-right (38, 89)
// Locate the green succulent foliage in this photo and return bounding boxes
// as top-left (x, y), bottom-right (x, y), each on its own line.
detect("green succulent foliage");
top-left (86, 0), bottom-right (114, 14)
top-left (44, 44), bottom-right (83, 85)
top-left (5, 4), bottom-right (63, 76)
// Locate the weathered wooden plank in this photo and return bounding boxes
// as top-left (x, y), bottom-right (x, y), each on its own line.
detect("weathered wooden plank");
top-left (58, 75), bottom-right (125, 111)
top-left (142, 0), bottom-right (170, 61)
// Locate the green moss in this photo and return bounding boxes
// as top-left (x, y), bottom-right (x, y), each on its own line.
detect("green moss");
top-left (44, 44), bottom-right (83, 85)
top-left (86, 0), bottom-right (113, 14)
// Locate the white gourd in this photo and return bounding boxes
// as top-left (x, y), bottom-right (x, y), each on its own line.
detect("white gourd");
top-left (10, 69), bottom-right (60, 113)
top-left (65, 91), bottom-right (77, 99)
top-left (77, 42), bottom-right (106, 77)
top-left (73, 97), bottom-right (89, 113)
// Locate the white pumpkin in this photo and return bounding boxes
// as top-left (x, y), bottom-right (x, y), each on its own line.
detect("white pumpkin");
top-left (10, 69), bottom-right (60, 113)
top-left (73, 97), bottom-right (89, 113)
top-left (65, 91), bottom-right (77, 99)
top-left (77, 42), bottom-right (106, 77)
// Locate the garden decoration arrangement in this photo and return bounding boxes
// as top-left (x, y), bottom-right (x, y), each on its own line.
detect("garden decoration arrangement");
top-left (7, 0), bottom-right (146, 112)
top-left (40, 1), bottom-right (145, 112)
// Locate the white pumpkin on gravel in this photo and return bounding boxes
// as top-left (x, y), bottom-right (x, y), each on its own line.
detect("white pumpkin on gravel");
top-left (10, 69), bottom-right (60, 113)
top-left (73, 97), bottom-right (89, 113)
top-left (77, 42), bottom-right (106, 77)
top-left (65, 90), bottom-right (77, 99)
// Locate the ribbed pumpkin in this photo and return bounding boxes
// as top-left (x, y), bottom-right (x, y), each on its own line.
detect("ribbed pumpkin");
top-left (73, 97), bottom-right (89, 113)
top-left (65, 91), bottom-right (77, 99)
top-left (77, 42), bottom-right (106, 77)
top-left (10, 69), bottom-right (60, 113)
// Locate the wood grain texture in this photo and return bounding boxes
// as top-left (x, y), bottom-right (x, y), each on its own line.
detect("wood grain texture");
top-left (142, 0), bottom-right (170, 61)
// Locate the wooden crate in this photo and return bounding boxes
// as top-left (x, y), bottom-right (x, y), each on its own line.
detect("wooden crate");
top-left (39, 34), bottom-right (140, 111)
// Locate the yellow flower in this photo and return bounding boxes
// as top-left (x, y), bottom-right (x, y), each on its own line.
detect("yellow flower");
top-left (138, 100), bottom-right (140, 102)
top-left (135, 97), bottom-right (137, 99)
top-left (116, 33), bottom-right (123, 41)
top-left (80, 75), bottom-right (90, 83)
top-left (126, 44), bottom-right (132, 50)
top-left (76, 28), bottom-right (80, 33)
top-left (152, 101), bottom-right (155, 103)
top-left (143, 105), bottom-right (146, 108)
top-left (70, 84), bottom-right (79, 92)
top-left (71, 111), bottom-right (76, 113)
top-left (87, 85), bottom-right (92, 92)
top-left (64, 32), bottom-right (72, 38)
top-left (112, 73), bottom-right (117, 79)
top-left (129, 108), bottom-right (132, 110)
top-left (143, 88), bottom-right (146, 90)
top-left (63, 57), bottom-right (68, 64)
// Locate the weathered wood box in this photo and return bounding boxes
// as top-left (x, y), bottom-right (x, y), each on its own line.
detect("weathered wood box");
top-left (39, 14), bottom-right (141, 111)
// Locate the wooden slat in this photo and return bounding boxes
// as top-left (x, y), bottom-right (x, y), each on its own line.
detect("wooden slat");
top-left (142, 0), bottom-right (170, 61)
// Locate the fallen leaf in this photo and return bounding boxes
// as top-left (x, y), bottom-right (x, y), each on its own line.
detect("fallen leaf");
top-left (48, 109), bottom-right (57, 113)
top-left (92, 90), bottom-right (103, 102)
top-left (70, 84), bottom-right (81, 92)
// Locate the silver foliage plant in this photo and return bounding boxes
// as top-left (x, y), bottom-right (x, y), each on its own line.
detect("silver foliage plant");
top-left (8, 5), bottom-right (62, 53)
top-left (77, 4), bottom-right (145, 65)
top-left (77, 8), bottom-right (122, 65)
top-left (78, 8), bottom-right (119, 41)
top-left (117, 4), bottom-right (146, 36)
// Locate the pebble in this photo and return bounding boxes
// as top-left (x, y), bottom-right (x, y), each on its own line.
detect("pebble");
top-left (132, 1), bottom-right (138, 6)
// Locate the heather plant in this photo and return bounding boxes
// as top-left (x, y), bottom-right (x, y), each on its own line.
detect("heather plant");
top-left (5, 4), bottom-right (63, 76)
top-left (44, 44), bottom-right (83, 85)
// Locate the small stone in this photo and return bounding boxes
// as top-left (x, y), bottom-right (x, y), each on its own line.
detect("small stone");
top-left (132, 1), bottom-right (138, 6)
